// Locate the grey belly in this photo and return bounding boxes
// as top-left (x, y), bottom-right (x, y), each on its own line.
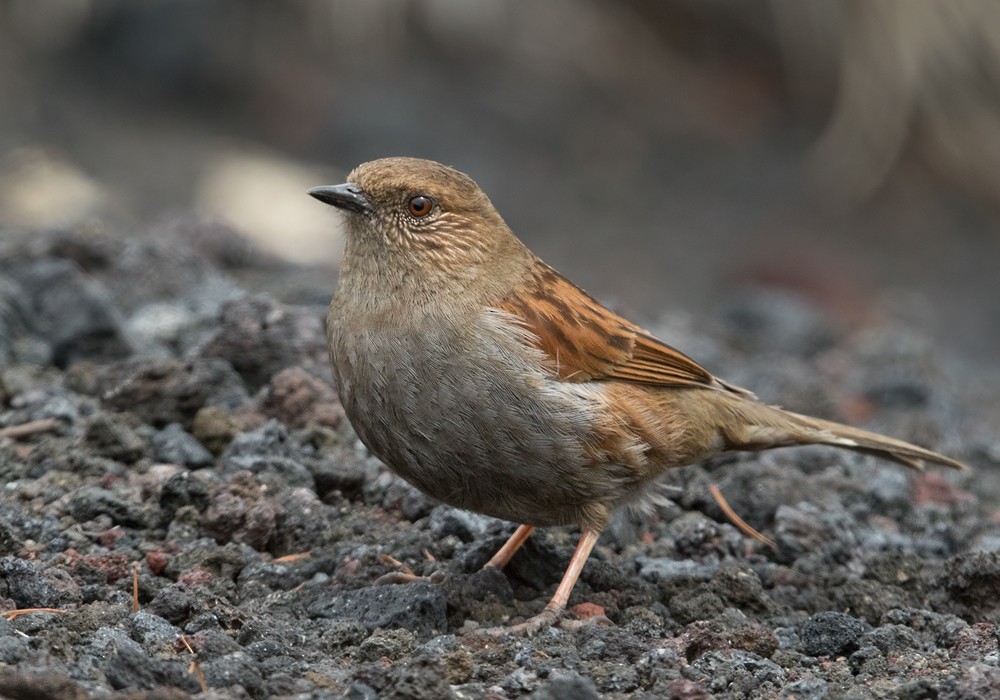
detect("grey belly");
top-left (333, 332), bottom-right (615, 526)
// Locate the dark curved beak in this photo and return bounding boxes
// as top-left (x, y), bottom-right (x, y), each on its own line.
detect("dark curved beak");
top-left (308, 184), bottom-right (374, 215)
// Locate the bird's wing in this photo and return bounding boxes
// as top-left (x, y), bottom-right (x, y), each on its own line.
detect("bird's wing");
top-left (494, 263), bottom-right (725, 390)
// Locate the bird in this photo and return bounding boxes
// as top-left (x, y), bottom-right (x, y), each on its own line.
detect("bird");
top-left (308, 157), bottom-right (967, 635)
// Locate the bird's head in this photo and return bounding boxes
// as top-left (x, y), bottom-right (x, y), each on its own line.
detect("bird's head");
top-left (309, 158), bottom-right (522, 279)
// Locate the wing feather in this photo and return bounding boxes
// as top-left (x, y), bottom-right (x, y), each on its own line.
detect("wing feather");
top-left (494, 263), bottom-right (729, 391)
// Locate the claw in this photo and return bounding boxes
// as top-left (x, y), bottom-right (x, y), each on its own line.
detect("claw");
top-left (479, 608), bottom-right (614, 637)
top-left (483, 606), bottom-right (564, 637)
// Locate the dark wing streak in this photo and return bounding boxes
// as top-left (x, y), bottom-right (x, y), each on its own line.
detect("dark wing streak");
top-left (495, 262), bottom-right (731, 391)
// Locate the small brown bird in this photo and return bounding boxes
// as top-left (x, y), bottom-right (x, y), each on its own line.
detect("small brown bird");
top-left (309, 158), bottom-right (966, 635)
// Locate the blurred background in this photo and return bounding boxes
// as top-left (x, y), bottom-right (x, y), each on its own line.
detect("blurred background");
top-left (1, 0), bottom-right (998, 365)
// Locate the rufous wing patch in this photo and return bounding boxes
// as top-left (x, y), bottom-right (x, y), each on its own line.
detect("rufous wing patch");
top-left (495, 262), bottom-right (716, 389)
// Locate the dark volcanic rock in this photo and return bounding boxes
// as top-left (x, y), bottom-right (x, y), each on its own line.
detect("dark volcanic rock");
top-left (529, 672), bottom-right (601, 700)
top-left (0, 668), bottom-right (90, 700)
top-left (145, 585), bottom-right (202, 626)
top-left (98, 356), bottom-right (249, 428)
top-left (82, 412), bottom-right (147, 463)
top-left (801, 611), bottom-right (868, 657)
top-left (158, 470), bottom-right (212, 523)
top-left (307, 584), bottom-right (449, 638)
top-left (197, 295), bottom-right (327, 391)
top-left (151, 423), bottom-right (214, 467)
top-left (9, 259), bottom-right (132, 367)
top-left (202, 652), bottom-right (265, 698)
top-left (218, 419), bottom-right (314, 490)
top-left (685, 649), bottom-right (786, 696)
top-left (105, 640), bottom-right (202, 693)
top-left (65, 485), bottom-right (147, 527)
top-left (934, 552), bottom-right (1000, 619)
top-left (0, 276), bottom-right (37, 367)
top-left (0, 557), bottom-right (72, 608)
top-left (250, 365), bottom-right (343, 429)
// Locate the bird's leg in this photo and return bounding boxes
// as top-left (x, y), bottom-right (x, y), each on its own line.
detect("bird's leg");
top-left (489, 529), bottom-right (601, 636)
top-left (485, 524), bottom-right (535, 571)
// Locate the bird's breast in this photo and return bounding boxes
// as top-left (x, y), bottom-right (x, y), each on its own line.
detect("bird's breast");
top-left (326, 303), bottom-right (632, 525)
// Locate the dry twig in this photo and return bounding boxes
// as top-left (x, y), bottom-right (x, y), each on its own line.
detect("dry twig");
top-left (0, 418), bottom-right (61, 439)
top-left (4, 608), bottom-right (66, 620)
top-left (709, 483), bottom-right (776, 548)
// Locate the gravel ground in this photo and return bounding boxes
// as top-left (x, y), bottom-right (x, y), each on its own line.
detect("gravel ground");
top-left (0, 219), bottom-right (998, 699)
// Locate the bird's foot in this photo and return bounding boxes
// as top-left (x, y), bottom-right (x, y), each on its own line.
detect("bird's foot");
top-left (483, 606), bottom-right (562, 637)
top-left (480, 606), bottom-right (614, 637)
top-left (372, 553), bottom-right (446, 586)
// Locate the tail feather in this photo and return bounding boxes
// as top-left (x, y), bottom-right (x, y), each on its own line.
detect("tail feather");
top-left (785, 410), bottom-right (966, 470)
top-left (720, 399), bottom-right (967, 471)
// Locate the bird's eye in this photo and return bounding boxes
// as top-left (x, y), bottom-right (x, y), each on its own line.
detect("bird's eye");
top-left (407, 195), bottom-right (433, 218)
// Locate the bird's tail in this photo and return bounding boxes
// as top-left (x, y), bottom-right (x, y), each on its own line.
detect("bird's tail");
top-left (717, 397), bottom-right (967, 471)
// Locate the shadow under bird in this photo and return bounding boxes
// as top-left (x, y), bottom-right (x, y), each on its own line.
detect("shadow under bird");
top-left (309, 157), bottom-right (967, 635)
